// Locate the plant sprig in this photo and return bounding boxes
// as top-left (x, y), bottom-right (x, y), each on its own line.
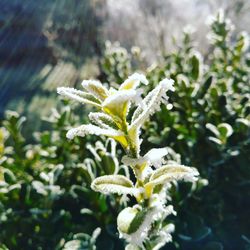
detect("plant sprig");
top-left (58, 72), bottom-right (199, 249)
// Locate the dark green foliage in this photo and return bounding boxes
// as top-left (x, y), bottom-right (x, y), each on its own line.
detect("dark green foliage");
top-left (0, 108), bottom-right (125, 250)
top-left (98, 12), bottom-right (250, 250)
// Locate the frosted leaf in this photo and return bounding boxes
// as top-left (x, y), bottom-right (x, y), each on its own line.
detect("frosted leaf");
top-left (218, 123), bottom-right (233, 138)
top-left (130, 78), bottom-right (174, 130)
top-left (88, 112), bottom-right (119, 130)
top-left (118, 204), bottom-right (167, 247)
top-left (57, 87), bottom-right (101, 107)
top-left (117, 207), bottom-right (139, 234)
top-left (153, 224), bottom-right (175, 250)
top-left (102, 89), bottom-right (137, 119)
top-left (122, 148), bottom-right (168, 168)
top-left (86, 144), bottom-right (102, 161)
top-left (119, 73), bottom-right (149, 90)
top-left (208, 137), bottom-right (222, 145)
top-left (66, 124), bottom-right (123, 140)
top-left (92, 227), bottom-right (102, 241)
top-left (149, 195), bottom-right (176, 219)
top-left (127, 126), bottom-right (142, 156)
top-left (206, 123), bottom-right (220, 137)
top-left (148, 164), bottom-right (199, 187)
top-left (122, 155), bottom-right (144, 167)
top-left (158, 78), bottom-right (175, 92)
top-left (144, 148), bottom-right (168, 168)
top-left (91, 175), bottom-right (137, 195)
top-left (139, 166), bottom-right (153, 181)
top-left (81, 80), bottom-right (109, 101)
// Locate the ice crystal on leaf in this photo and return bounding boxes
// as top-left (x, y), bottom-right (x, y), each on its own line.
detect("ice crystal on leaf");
top-left (91, 175), bottom-right (139, 196)
top-left (81, 80), bottom-right (109, 101)
top-left (66, 124), bottom-right (124, 140)
top-left (119, 72), bottom-right (149, 90)
top-left (57, 87), bottom-right (101, 107)
top-left (58, 72), bottom-right (199, 249)
top-left (102, 89), bottom-right (137, 122)
top-left (122, 148), bottom-right (168, 168)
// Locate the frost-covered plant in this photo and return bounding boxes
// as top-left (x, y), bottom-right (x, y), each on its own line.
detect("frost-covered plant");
top-left (57, 72), bottom-right (199, 249)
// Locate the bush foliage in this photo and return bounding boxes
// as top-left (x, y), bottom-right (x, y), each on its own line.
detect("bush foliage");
top-left (0, 11), bottom-right (249, 250)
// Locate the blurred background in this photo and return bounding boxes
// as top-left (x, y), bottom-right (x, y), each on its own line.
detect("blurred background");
top-left (1, 0), bottom-right (250, 123)
top-left (0, 0), bottom-right (250, 250)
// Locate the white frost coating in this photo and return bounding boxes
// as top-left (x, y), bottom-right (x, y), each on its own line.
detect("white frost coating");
top-left (102, 89), bottom-right (139, 119)
top-left (81, 79), bottom-right (109, 100)
top-left (206, 123), bottom-right (220, 137)
top-left (119, 206), bottom-right (161, 247)
top-left (81, 80), bottom-right (103, 88)
top-left (122, 155), bottom-right (144, 166)
top-left (119, 72), bottom-right (149, 90)
top-left (122, 148), bottom-right (168, 169)
top-left (129, 78), bottom-right (175, 130)
top-left (92, 183), bottom-right (139, 195)
top-left (145, 148), bottom-right (168, 168)
top-left (66, 124), bottom-right (123, 140)
top-left (102, 89), bottom-right (137, 108)
top-left (141, 166), bottom-right (153, 181)
top-left (86, 144), bottom-right (102, 161)
top-left (132, 187), bottom-right (144, 197)
top-left (153, 224), bottom-right (175, 250)
top-left (150, 194), bottom-right (177, 218)
top-left (119, 201), bottom-right (176, 247)
top-left (159, 78), bottom-right (175, 92)
top-left (91, 175), bottom-right (140, 196)
top-left (88, 112), bottom-right (117, 129)
top-left (149, 165), bottom-right (199, 186)
top-left (57, 87), bottom-right (100, 106)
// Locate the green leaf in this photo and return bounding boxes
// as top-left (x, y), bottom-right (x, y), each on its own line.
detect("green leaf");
top-left (236, 118), bottom-right (250, 132)
top-left (3, 168), bottom-right (16, 184)
top-left (91, 175), bottom-right (135, 195)
top-left (148, 164), bottom-right (199, 187)
top-left (77, 164), bottom-right (94, 185)
top-left (117, 207), bottom-right (150, 235)
top-left (206, 123), bottom-right (220, 137)
top-left (100, 153), bottom-right (117, 175)
top-left (208, 136), bottom-right (222, 145)
top-left (66, 124), bottom-right (124, 140)
top-left (57, 87), bottom-right (102, 107)
top-left (91, 227), bottom-right (101, 244)
top-left (88, 112), bottom-right (119, 130)
top-left (82, 80), bottom-right (109, 101)
top-left (218, 123), bottom-right (233, 138)
top-left (119, 72), bottom-right (148, 90)
top-left (102, 89), bottom-right (136, 122)
top-left (127, 208), bottom-right (150, 234)
top-left (0, 244), bottom-right (9, 250)
top-left (130, 78), bottom-right (174, 129)
top-left (190, 51), bottom-right (203, 81)
top-left (196, 74), bottom-right (214, 99)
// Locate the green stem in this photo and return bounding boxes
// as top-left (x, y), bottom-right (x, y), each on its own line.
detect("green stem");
top-left (121, 119), bottom-right (138, 158)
